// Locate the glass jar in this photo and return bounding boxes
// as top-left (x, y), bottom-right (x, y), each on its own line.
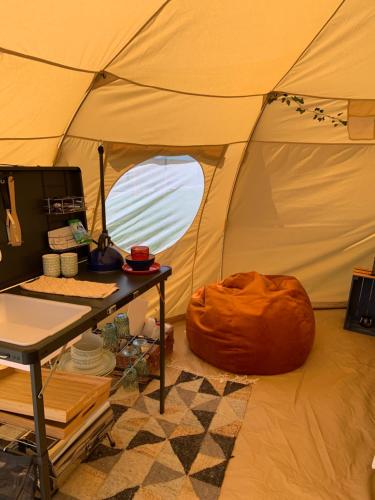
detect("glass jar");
top-left (135, 357), bottom-right (149, 383)
top-left (132, 337), bottom-right (148, 356)
top-left (121, 366), bottom-right (138, 392)
top-left (102, 322), bottom-right (118, 352)
top-left (114, 313), bottom-right (130, 339)
top-left (120, 345), bottom-right (138, 391)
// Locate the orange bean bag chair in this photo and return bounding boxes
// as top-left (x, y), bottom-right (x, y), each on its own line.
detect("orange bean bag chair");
top-left (186, 272), bottom-right (315, 375)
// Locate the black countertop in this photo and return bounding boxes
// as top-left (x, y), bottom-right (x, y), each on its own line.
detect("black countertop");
top-left (0, 264), bottom-right (172, 364)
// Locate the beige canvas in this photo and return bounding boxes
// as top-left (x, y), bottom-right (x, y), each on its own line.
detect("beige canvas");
top-left (0, 0), bottom-right (374, 317)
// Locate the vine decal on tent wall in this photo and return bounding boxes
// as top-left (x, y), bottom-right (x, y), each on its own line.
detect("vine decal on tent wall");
top-left (267, 92), bottom-right (347, 127)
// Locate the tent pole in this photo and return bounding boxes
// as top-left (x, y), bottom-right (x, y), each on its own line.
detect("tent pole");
top-left (98, 144), bottom-right (107, 234)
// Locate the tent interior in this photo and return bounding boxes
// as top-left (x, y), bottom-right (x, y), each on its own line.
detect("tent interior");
top-left (0, 1), bottom-right (374, 499)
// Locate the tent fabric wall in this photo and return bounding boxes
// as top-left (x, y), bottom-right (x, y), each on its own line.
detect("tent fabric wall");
top-left (253, 96), bottom-right (375, 145)
top-left (223, 142), bottom-right (375, 304)
top-left (0, 138), bottom-right (61, 165)
top-left (67, 78), bottom-right (262, 145)
top-left (0, 1), bottom-right (374, 317)
top-left (56, 137), bottom-right (224, 317)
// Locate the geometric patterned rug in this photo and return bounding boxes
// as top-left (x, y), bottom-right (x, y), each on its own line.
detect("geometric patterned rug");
top-left (56, 367), bottom-right (253, 500)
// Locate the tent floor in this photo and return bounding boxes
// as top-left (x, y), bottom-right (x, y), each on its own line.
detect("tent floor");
top-left (170, 310), bottom-right (375, 500)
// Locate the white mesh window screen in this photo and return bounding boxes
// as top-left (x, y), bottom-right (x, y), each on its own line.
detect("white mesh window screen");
top-left (105, 155), bottom-right (204, 254)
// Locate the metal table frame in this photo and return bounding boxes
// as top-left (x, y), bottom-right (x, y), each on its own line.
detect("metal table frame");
top-left (0, 265), bottom-right (171, 499)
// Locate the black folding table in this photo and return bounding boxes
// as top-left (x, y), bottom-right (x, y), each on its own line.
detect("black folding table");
top-left (0, 264), bottom-right (172, 499)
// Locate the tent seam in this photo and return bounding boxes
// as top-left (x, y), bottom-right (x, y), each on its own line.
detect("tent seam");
top-left (53, 1), bottom-right (173, 166)
top-left (252, 140), bottom-right (375, 146)
top-left (0, 47), bottom-right (96, 73)
top-left (219, 99), bottom-right (270, 279)
top-left (271, 0), bottom-right (347, 91)
top-left (63, 135), bottom-right (248, 148)
top-left (275, 89), bottom-right (352, 101)
top-left (104, 73), bottom-right (264, 99)
top-left (53, 74), bottom-right (98, 165)
top-left (103, 0), bottom-right (172, 69)
top-left (0, 135), bottom-right (61, 141)
top-left (191, 163), bottom-right (219, 295)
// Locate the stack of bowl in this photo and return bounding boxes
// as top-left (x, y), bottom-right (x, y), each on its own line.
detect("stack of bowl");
top-left (125, 245), bottom-right (155, 271)
top-left (71, 332), bottom-right (104, 370)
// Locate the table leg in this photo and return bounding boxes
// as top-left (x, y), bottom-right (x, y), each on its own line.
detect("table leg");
top-left (159, 279), bottom-right (165, 414)
top-left (30, 362), bottom-right (51, 499)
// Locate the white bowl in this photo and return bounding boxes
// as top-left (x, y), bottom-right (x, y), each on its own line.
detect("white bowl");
top-left (71, 333), bottom-right (103, 369)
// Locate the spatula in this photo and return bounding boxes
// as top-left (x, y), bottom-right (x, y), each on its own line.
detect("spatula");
top-left (7, 176), bottom-right (22, 246)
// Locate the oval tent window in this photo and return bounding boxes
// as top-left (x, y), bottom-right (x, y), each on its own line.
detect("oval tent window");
top-left (106, 155), bottom-right (205, 254)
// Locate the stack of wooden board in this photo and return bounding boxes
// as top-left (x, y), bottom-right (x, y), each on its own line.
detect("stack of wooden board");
top-left (0, 367), bottom-right (114, 493)
top-left (0, 368), bottom-right (111, 439)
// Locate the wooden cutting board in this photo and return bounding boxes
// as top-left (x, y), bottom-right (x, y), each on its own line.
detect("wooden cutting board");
top-left (0, 368), bottom-right (111, 423)
top-left (0, 392), bottom-right (108, 439)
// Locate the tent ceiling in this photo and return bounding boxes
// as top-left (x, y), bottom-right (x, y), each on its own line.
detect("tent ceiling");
top-left (0, 0), bottom-right (166, 71)
top-left (107, 0), bottom-right (341, 96)
top-left (277, 0), bottom-right (375, 99)
top-left (0, 52), bottom-right (91, 138)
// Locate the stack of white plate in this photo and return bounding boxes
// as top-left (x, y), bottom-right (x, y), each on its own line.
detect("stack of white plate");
top-left (58, 331), bottom-right (116, 376)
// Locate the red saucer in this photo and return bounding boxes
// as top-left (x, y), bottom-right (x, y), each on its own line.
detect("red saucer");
top-left (122, 262), bottom-right (161, 275)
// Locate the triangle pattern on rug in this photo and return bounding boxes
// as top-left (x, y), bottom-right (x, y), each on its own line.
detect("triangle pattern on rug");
top-left (84, 443), bottom-right (122, 463)
top-left (73, 369), bottom-right (252, 500)
top-left (209, 397), bottom-right (241, 432)
top-left (190, 460), bottom-right (228, 488)
top-left (126, 430), bottom-right (165, 450)
top-left (104, 485), bottom-right (140, 500)
top-left (199, 378), bottom-right (221, 397)
top-left (143, 417), bottom-right (168, 438)
top-left (110, 403), bottom-right (129, 422)
top-left (193, 396), bottom-right (220, 413)
top-left (223, 380), bottom-right (248, 396)
top-left (226, 396), bottom-right (248, 419)
top-left (210, 433), bottom-right (236, 460)
top-left (143, 461), bottom-right (185, 486)
top-left (175, 370), bottom-right (202, 385)
top-left (156, 440), bottom-right (186, 474)
top-left (156, 418), bottom-right (178, 438)
top-left (145, 385), bottom-right (174, 401)
top-left (174, 377), bottom-right (205, 393)
top-left (200, 433), bottom-right (225, 460)
top-left (165, 386), bottom-right (190, 408)
top-left (132, 396), bottom-right (149, 415)
top-left (180, 409), bottom-right (206, 432)
top-left (190, 477), bottom-right (220, 500)
top-left (190, 452), bottom-right (226, 475)
top-left (141, 476), bottom-right (186, 499)
top-left (176, 386), bottom-right (197, 407)
top-left (192, 409), bottom-right (215, 431)
top-left (169, 432), bottom-right (206, 474)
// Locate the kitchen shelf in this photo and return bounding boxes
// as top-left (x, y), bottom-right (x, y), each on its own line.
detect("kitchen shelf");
top-left (44, 196), bottom-right (86, 215)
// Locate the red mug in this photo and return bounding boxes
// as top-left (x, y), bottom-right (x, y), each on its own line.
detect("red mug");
top-left (131, 245), bottom-right (150, 261)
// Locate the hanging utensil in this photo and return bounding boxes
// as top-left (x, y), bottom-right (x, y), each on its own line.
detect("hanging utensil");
top-left (0, 175), bottom-right (22, 247)
top-left (0, 176), bottom-right (12, 245)
top-left (7, 176), bottom-right (22, 246)
top-left (359, 279), bottom-right (374, 328)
